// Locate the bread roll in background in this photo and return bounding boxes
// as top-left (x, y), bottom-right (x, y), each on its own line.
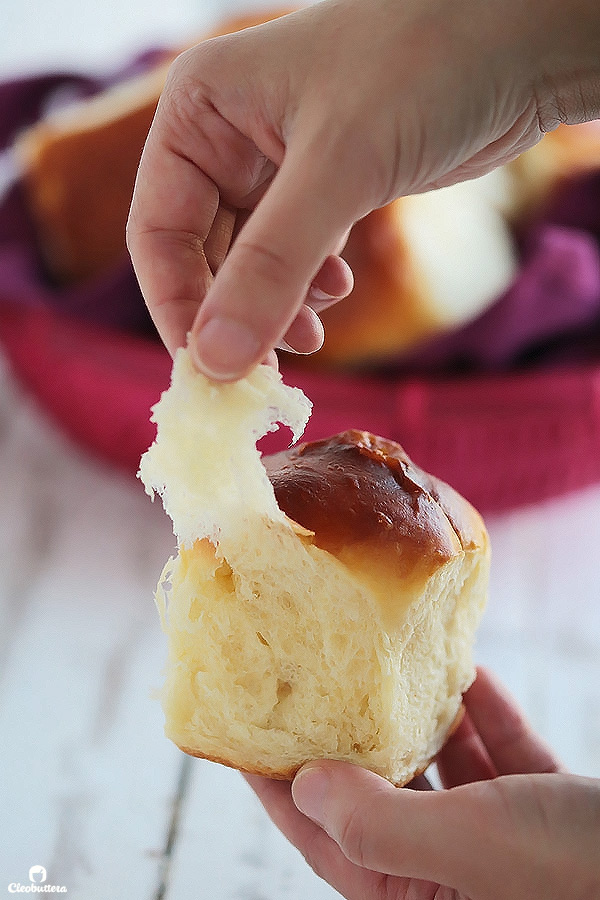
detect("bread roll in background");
top-left (16, 62), bottom-right (173, 284)
top-left (315, 171), bottom-right (517, 367)
top-left (139, 349), bottom-right (490, 786)
top-left (506, 120), bottom-right (600, 223)
top-left (14, 8), bottom-right (600, 366)
top-left (14, 10), bottom-right (287, 285)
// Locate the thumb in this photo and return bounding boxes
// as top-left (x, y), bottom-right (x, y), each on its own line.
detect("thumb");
top-left (189, 145), bottom-right (361, 381)
top-left (291, 760), bottom-right (509, 894)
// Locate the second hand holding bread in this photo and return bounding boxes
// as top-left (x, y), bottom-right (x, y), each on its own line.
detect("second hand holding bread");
top-left (139, 350), bottom-right (490, 786)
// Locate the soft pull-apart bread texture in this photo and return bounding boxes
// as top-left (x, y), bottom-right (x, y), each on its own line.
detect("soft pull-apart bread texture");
top-left (139, 349), bottom-right (490, 786)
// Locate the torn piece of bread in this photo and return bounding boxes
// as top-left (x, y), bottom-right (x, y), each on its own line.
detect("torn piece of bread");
top-left (139, 349), bottom-right (490, 786)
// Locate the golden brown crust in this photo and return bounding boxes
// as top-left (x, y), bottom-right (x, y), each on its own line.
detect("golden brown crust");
top-left (20, 88), bottom-right (166, 283)
top-left (177, 703), bottom-right (466, 787)
top-left (312, 203), bottom-right (440, 367)
top-left (177, 746), bottom-right (304, 783)
top-left (265, 430), bottom-right (488, 586)
top-left (506, 122), bottom-right (600, 223)
top-left (177, 745), bottom-right (418, 786)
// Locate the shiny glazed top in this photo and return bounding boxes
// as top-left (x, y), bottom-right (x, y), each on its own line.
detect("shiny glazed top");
top-left (265, 430), bottom-right (487, 583)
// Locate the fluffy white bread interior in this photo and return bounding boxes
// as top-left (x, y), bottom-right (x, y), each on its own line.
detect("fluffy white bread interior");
top-left (139, 349), bottom-right (490, 786)
top-left (315, 168), bottom-right (518, 367)
top-left (400, 172), bottom-right (518, 325)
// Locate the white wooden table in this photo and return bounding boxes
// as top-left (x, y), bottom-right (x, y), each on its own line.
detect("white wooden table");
top-left (1, 2), bottom-right (600, 896)
top-left (1, 346), bottom-right (600, 900)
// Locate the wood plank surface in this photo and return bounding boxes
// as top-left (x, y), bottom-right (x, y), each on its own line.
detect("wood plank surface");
top-left (2, 352), bottom-right (600, 899)
top-left (0, 357), bottom-right (182, 898)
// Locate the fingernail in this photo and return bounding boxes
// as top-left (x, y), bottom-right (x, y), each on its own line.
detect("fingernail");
top-left (309, 286), bottom-right (337, 303)
top-left (292, 766), bottom-right (331, 827)
top-left (192, 317), bottom-right (261, 380)
top-left (276, 339), bottom-right (322, 356)
top-left (276, 338), bottom-right (300, 354)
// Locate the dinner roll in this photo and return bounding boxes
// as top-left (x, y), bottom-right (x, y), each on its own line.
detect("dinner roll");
top-left (506, 120), bottom-right (600, 222)
top-left (15, 11), bottom-right (289, 285)
top-left (313, 122), bottom-right (600, 367)
top-left (315, 172), bottom-right (517, 367)
top-left (16, 62), bottom-right (174, 285)
top-left (139, 349), bottom-right (490, 786)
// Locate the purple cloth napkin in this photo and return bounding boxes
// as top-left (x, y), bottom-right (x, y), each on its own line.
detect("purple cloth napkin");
top-left (399, 206), bottom-right (600, 373)
top-left (0, 180), bottom-right (154, 334)
top-left (1, 63), bottom-right (600, 372)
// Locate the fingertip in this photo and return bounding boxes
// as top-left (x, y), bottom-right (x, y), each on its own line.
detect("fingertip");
top-left (279, 305), bottom-right (325, 355)
top-left (309, 255), bottom-right (354, 310)
top-left (291, 764), bottom-right (332, 828)
top-left (292, 761), bottom-right (449, 877)
top-left (263, 349), bottom-right (280, 371)
top-left (190, 315), bottom-right (262, 381)
top-left (292, 760), bottom-right (395, 833)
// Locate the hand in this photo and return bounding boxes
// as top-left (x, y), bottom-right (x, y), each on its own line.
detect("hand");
top-left (245, 668), bottom-right (600, 900)
top-left (127, 0), bottom-right (600, 380)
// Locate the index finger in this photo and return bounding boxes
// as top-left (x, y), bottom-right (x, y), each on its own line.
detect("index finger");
top-left (126, 112), bottom-right (220, 357)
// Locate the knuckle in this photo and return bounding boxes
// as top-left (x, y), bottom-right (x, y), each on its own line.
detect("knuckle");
top-left (300, 829), bottom-right (332, 884)
top-left (233, 239), bottom-right (296, 290)
top-left (160, 47), bottom-right (220, 145)
top-left (162, 78), bottom-right (204, 143)
top-left (165, 229), bottom-right (206, 257)
top-left (128, 224), bottom-right (205, 258)
top-left (337, 799), bottom-right (370, 868)
top-left (165, 40), bottom-right (217, 88)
